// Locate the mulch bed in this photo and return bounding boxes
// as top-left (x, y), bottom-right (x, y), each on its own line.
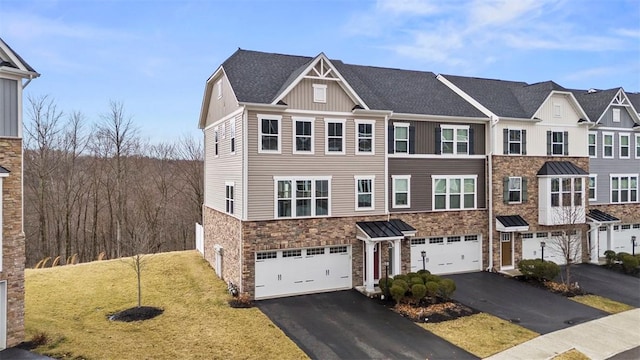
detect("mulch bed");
top-left (108, 306), bottom-right (163, 322)
top-left (375, 296), bottom-right (479, 323)
top-left (514, 276), bottom-right (586, 297)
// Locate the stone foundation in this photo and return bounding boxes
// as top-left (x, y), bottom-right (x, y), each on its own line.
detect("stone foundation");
top-left (589, 203), bottom-right (640, 224)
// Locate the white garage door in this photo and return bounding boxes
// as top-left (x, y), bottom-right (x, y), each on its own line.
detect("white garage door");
top-left (614, 224), bottom-right (640, 254)
top-left (410, 235), bottom-right (481, 274)
top-left (254, 245), bottom-right (352, 300)
top-left (522, 231), bottom-right (582, 265)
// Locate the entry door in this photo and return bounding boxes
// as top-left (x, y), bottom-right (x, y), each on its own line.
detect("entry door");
top-left (501, 233), bottom-right (513, 268)
top-left (364, 243), bottom-right (380, 281)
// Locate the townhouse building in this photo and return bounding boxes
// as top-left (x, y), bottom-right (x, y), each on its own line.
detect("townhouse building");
top-left (199, 49), bottom-right (639, 300)
top-left (0, 38), bottom-right (39, 348)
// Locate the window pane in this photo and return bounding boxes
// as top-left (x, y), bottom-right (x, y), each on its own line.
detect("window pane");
top-left (297, 180), bottom-right (311, 198)
top-left (358, 179), bottom-right (371, 193)
top-left (316, 199), bottom-right (328, 215)
top-left (464, 179), bottom-right (475, 192)
top-left (434, 195), bottom-right (446, 209)
top-left (621, 136), bottom-right (629, 146)
top-left (553, 132), bottom-right (563, 142)
top-left (296, 137), bottom-right (311, 151)
top-left (551, 178), bottom-right (560, 191)
top-left (612, 177), bottom-right (619, 189)
top-left (296, 199), bottom-right (311, 216)
top-left (359, 124), bottom-right (371, 137)
top-left (263, 136), bottom-right (277, 150)
top-left (434, 179), bottom-right (446, 193)
top-left (574, 178), bottom-right (582, 191)
top-left (509, 178), bottom-right (521, 190)
top-left (442, 129), bottom-right (453, 141)
top-left (464, 194), bottom-right (474, 208)
top-left (456, 129), bottom-right (468, 141)
top-left (278, 200), bottom-right (291, 217)
top-left (328, 138), bottom-right (343, 151)
top-left (278, 181), bottom-right (291, 198)
top-left (449, 179), bottom-right (460, 193)
top-left (604, 135), bottom-right (612, 145)
top-left (442, 142), bottom-right (453, 153)
top-left (553, 144), bottom-right (563, 154)
top-left (450, 194), bottom-right (461, 209)
top-left (359, 138), bottom-right (372, 152)
top-left (509, 143), bottom-right (521, 154)
top-left (358, 194), bottom-right (372, 207)
top-left (396, 126), bottom-right (408, 139)
top-left (395, 193), bottom-right (408, 205)
top-left (297, 121), bottom-right (311, 136)
top-left (510, 130), bottom-right (521, 142)
top-left (551, 193), bottom-right (559, 207)
top-left (316, 180), bottom-right (328, 197)
top-left (457, 142), bottom-right (468, 154)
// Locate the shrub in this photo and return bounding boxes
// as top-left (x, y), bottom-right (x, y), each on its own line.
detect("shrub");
top-left (604, 250), bottom-right (617, 266)
top-left (406, 272), bottom-right (418, 279)
top-left (392, 274), bottom-right (408, 282)
top-left (424, 274), bottom-right (442, 283)
top-left (417, 269), bottom-right (431, 275)
top-left (392, 279), bottom-right (409, 293)
top-left (390, 285), bottom-right (406, 304)
top-left (425, 281), bottom-right (439, 298)
top-left (621, 254), bottom-right (639, 274)
top-left (616, 252), bottom-right (631, 262)
top-left (409, 276), bottom-right (424, 286)
top-left (378, 278), bottom-right (393, 292)
top-left (438, 278), bottom-right (456, 300)
top-left (518, 259), bottom-right (560, 281)
top-left (411, 284), bottom-right (427, 302)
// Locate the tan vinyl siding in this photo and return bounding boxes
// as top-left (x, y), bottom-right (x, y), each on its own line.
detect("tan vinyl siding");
top-left (388, 158), bottom-right (487, 212)
top-left (205, 74), bottom-right (240, 128)
top-left (282, 78), bottom-right (356, 112)
top-left (246, 110), bottom-right (386, 220)
top-left (204, 112), bottom-right (243, 217)
top-left (389, 119), bottom-right (486, 155)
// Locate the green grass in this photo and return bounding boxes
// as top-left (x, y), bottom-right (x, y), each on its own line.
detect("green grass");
top-left (26, 250), bottom-right (308, 359)
top-left (419, 313), bottom-right (539, 358)
top-left (552, 348), bottom-right (590, 360)
top-left (571, 294), bottom-right (635, 314)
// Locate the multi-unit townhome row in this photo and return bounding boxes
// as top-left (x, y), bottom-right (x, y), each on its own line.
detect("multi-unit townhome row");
top-left (198, 49), bottom-right (640, 300)
top-left (0, 38), bottom-right (39, 348)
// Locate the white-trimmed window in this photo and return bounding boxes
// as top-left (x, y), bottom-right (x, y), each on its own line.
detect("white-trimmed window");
top-left (258, 114), bottom-right (281, 153)
top-left (507, 177), bottom-right (522, 203)
top-left (214, 126), bottom-right (219, 156)
top-left (612, 108), bottom-right (621, 122)
top-left (216, 79), bottom-right (222, 99)
top-left (433, 175), bottom-right (477, 210)
top-left (550, 177), bottom-right (583, 207)
top-left (394, 123), bottom-right (409, 154)
top-left (508, 129), bottom-right (524, 155)
top-left (230, 118), bottom-right (236, 154)
top-left (293, 117), bottom-right (314, 154)
top-left (551, 131), bottom-right (564, 155)
top-left (603, 132), bottom-right (614, 158)
top-left (588, 132), bottom-right (597, 158)
top-left (325, 119), bottom-right (345, 154)
top-left (275, 177), bottom-right (331, 218)
top-left (619, 133), bottom-right (630, 159)
top-left (589, 175), bottom-right (597, 201)
top-left (355, 175), bottom-right (375, 211)
top-left (355, 120), bottom-right (375, 155)
top-left (441, 125), bottom-right (469, 154)
top-left (392, 175), bottom-right (410, 208)
top-left (225, 182), bottom-right (234, 214)
top-left (610, 175), bottom-right (638, 203)
top-left (313, 84), bottom-right (327, 103)
top-left (636, 134), bottom-right (640, 159)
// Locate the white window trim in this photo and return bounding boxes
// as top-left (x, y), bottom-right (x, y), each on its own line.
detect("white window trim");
top-left (273, 176), bottom-right (333, 219)
top-left (392, 175), bottom-right (411, 209)
top-left (214, 126), bottom-right (219, 158)
top-left (354, 175), bottom-right (375, 211)
top-left (602, 132), bottom-right (614, 159)
top-left (612, 108), bottom-right (621, 122)
top-left (229, 118), bottom-right (236, 155)
top-left (324, 118), bottom-right (346, 155)
top-left (588, 131), bottom-right (597, 158)
top-left (225, 181), bottom-right (235, 215)
top-left (431, 175), bottom-right (478, 211)
top-left (292, 117), bottom-right (315, 155)
top-left (589, 174), bottom-right (597, 202)
top-left (549, 177), bottom-right (584, 208)
top-left (508, 176), bottom-right (522, 204)
top-left (636, 134), bottom-right (640, 159)
top-left (355, 119), bottom-right (375, 155)
top-left (551, 131), bottom-right (564, 156)
top-left (394, 122), bottom-right (410, 154)
top-left (313, 84), bottom-right (327, 103)
top-left (216, 79), bottom-right (223, 99)
top-left (441, 124), bottom-right (470, 155)
top-left (609, 173), bottom-right (639, 204)
top-left (508, 129), bottom-right (523, 155)
top-left (258, 114), bottom-right (282, 154)
top-left (619, 132), bottom-right (630, 159)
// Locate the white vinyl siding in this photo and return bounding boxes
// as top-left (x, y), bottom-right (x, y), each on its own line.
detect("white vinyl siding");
top-left (392, 175), bottom-right (410, 209)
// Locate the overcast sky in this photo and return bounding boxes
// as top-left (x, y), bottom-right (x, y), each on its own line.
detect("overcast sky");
top-left (1, 0), bottom-right (639, 143)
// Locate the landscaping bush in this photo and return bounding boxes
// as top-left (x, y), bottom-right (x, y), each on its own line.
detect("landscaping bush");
top-left (406, 272), bottom-right (418, 279)
top-left (616, 252), bottom-right (631, 262)
top-left (604, 250), bottom-right (617, 266)
top-left (409, 276), bottom-right (424, 286)
top-left (518, 259), bottom-right (560, 281)
top-left (378, 277), bottom-right (393, 292)
top-left (390, 285), bottom-right (406, 304)
top-left (417, 269), bottom-right (431, 275)
top-left (392, 274), bottom-right (408, 282)
top-left (392, 279), bottom-right (409, 293)
top-left (425, 281), bottom-right (439, 302)
top-left (411, 284), bottom-right (427, 302)
top-left (437, 278), bottom-right (456, 300)
top-left (424, 274), bottom-right (442, 283)
top-left (621, 254), bottom-right (639, 274)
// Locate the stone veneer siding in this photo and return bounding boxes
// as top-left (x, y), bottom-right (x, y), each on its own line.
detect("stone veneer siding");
top-left (203, 207), bottom-right (488, 299)
top-left (589, 203), bottom-right (640, 224)
top-left (0, 138), bottom-right (25, 347)
top-left (492, 155), bottom-right (591, 269)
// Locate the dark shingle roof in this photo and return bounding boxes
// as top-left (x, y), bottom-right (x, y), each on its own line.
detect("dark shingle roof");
top-left (496, 215), bottom-right (529, 228)
top-left (627, 92), bottom-right (640, 115)
top-left (0, 166), bottom-right (9, 174)
top-left (586, 209), bottom-right (620, 223)
top-left (568, 88), bottom-right (621, 123)
top-left (0, 37), bottom-right (38, 73)
top-left (221, 50), bottom-right (485, 117)
top-left (537, 161), bottom-right (588, 176)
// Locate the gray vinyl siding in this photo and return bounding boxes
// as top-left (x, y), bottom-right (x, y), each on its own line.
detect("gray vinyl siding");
top-left (246, 110), bottom-right (386, 220)
top-left (205, 74), bottom-right (241, 128)
top-left (388, 158), bottom-right (487, 212)
top-left (0, 78), bottom-right (18, 137)
top-left (204, 112), bottom-right (244, 217)
top-left (599, 105), bottom-right (636, 128)
top-left (389, 119), bottom-right (486, 155)
top-left (282, 78), bottom-right (357, 112)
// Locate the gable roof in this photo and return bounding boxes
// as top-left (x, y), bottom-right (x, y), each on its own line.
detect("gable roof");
top-left (568, 88), bottom-right (621, 122)
top-left (0, 37), bottom-right (39, 77)
top-left (628, 92), bottom-right (640, 115)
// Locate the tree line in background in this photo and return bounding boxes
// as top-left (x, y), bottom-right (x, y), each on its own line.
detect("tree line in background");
top-left (23, 95), bottom-right (203, 267)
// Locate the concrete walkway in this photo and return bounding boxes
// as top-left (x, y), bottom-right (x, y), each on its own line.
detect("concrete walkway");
top-left (486, 308), bottom-right (640, 360)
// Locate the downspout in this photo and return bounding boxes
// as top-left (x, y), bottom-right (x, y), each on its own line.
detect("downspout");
top-left (487, 115), bottom-right (499, 272)
top-left (22, 75), bottom-right (34, 89)
top-left (240, 108), bottom-right (248, 294)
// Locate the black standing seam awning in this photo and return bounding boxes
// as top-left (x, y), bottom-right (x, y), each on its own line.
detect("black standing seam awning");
top-left (496, 215), bottom-right (530, 232)
top-left (537, 161), bottom-right (588, 176)
top-left (0, 166), bottom-right (9, 174)
top-left (356, 219), bottom-right (416, 241)
top-left (586, 209), bottom-right (620, 223)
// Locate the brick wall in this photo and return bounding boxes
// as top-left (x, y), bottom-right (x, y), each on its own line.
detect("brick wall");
top-left (0, 138), bottom-right (25, 347)
top-left (589, 203), bottom-right (640, 224)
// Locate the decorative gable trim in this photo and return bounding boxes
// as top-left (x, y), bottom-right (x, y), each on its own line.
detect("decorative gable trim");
top-left (436, 74), bottom-right (497, 120)
top-left (533, 91), bottom-right (590, 123)
top-left (271, 53), bottom-right (369, 110)
top-left (595, 89), bottom-right (640, 125)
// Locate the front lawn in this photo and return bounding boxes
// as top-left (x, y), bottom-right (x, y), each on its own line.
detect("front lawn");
top-left (570, 295), bottom-right (634, 314)
top-left (25, 250), bottom-right (307, 359)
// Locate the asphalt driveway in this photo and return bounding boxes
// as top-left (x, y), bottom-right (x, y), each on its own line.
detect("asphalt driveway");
top-left (445, 272), bottom-right (607, 334)
top-left (257, 290), bottom-right (477, 360)
top-left (560, 264), bottom-right (640, 307)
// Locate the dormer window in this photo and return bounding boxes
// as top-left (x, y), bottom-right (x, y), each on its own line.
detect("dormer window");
top-left (313, 84), bottom-right (327, 103)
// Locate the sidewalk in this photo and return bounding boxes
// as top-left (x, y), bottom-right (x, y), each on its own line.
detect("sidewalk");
top-left (486, 308), bottom-right (640, 360)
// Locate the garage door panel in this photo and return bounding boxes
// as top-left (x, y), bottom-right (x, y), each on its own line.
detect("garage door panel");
top-left (410, 235), bottom-right (481, 275)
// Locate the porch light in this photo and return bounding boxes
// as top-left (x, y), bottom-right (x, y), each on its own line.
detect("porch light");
top-left (632, 236), bottom-right (637, 256)
top-left (421, 250), bottom-right (427, 271)
top-left (540, 241), bottom-right (546, 261)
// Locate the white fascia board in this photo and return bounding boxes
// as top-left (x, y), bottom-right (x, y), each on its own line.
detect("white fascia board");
top-left (436, 74), bottom-right (497, 119)
top-left (391, 112), bottom-right (489, 123)
top-left (199, 67), bottom-right (241, 129)
top-left (239, 102), bottom-right (288, 111)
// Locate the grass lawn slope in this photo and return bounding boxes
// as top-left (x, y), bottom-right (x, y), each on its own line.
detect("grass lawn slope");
top-left (25, 250), bottom-right (307, 359)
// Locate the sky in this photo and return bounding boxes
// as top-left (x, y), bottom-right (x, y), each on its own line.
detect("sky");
top-left (1, 0), bottom-right (639, 144)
